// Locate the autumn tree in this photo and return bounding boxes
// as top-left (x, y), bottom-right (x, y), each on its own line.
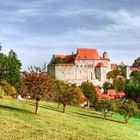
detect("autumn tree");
top-left (54, 80), bottom-right (83, 112)
top-left (80, 82), bottom-right (98, 108)
top-left (20, 65), bottom-right (54, 114)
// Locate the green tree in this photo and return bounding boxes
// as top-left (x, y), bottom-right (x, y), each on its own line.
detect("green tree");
top-left (80, 82), bottom-right (98, 108)
top-left (118, 99), bottom-right (138, 123)
top-left (130, 70), bottom-right (140, 82)
top-left (54, 80), bottom-right (83, 113)
top-left (117, 62), bottom-right (126, 77)
top-left (0, 48), bottom-right (22, 89)
top-left (96, 100), bottom-right (118, 119)
top-left (7, 50), bottom-right (22, 89)
top-left (113, 77), bottom-right (125, 92)
top-left (102, 82), bottom-right (112, 93)
top-left (124, 79), bottom-right (140, 102)
top-left (107, 69), bottom-right (122, 80)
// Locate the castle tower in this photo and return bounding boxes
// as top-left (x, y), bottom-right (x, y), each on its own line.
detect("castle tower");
top-left (95, 63), bottom-right (107, 82)
top-left (103, 51), bottom-right (108, 58)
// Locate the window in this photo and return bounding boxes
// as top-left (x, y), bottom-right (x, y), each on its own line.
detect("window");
top-left (91, 73), bottom-right (93, 80)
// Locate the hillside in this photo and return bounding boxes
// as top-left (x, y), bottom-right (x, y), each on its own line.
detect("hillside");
top-left (0, 99), bottom-right (140, 140)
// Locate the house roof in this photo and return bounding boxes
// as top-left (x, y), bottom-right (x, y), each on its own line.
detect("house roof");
top-left (108, 89), bottom-right (116, 96)
top-left (111, 64), bottom-right (118, 69)
top-left (51, 48), bottom-right (110, 65)
top-left (96, 62), bottom-right (106, 67)
top-left (75, 48), bottom-right (100, 60)
top-left (53, 54), bottom-right (76, 60)
top-left (117, 92), bottom-right (125, 96)
top-left (48, 64), bottom-right (75, 67)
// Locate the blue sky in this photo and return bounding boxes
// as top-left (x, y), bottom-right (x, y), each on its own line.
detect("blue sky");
top-left (0, 0), bottom-right (140, 70)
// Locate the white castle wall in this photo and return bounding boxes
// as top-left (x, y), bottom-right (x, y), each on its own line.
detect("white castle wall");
top-left (55, 65), bottom-right (76, 81)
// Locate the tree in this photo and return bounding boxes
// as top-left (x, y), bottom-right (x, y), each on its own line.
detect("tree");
top-left (118, 99), bottom-right (138, 123)
top-left (130, 70), bottom-right (140, 82)
top-left (113, 77), bottom-right (125, 92)
top-left (102, 82), bottom-right (112, 93)
top-left (124, 79), bottom-right (140, 102)
top-left (107, 69), bottom-right (122, 80)
top-left (124, 69), bottom-right (140, 102)
top-left (54, 80), bottom-right (83, 112)
top-left (96, 100), bottom-right (118, 119)
top-left (20, 65), bottom-right (54, 114)
top-left (7, 50), bottom-right (22, 89)
top-left (0, 48), bottom-right (22, 89)
top-left (117, 62), bottom-right (126, 77)
top-left (80, 82), bottom-right (98, 108)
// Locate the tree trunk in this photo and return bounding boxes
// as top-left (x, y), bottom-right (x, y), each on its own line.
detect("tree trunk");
top-left (57, 103), bottom-right (60, 109)
top-left (63, 104), bottom-right (66, 113)
top-left (35, 99), bottom-right (40, 114)
top-left (87, 100), bottom-right (90, 108)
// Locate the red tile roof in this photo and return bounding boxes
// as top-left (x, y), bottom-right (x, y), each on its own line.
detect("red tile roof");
top-left (117, 92), bottom-right (125, 97)
top-left (75, 48), bottom-right (100, 60)
top-left (52, 48), bottom-right (110, 65)
top-left (108, 89), bottom-right (116, 96)
top-left (53, 54), bottom-right (76, 61)
top-left (96, 63), bottom-right (106, 67)
top-left (48, 64), bottom-right (75, 66)
top-left (96, 88), bottom-right (125, 100)
top-left (111, 64), bottom-right (118, 70)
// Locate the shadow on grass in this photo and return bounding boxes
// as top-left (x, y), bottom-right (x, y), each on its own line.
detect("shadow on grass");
top-left (72, 111), bottom-right (125, 124)
top-left (39, 105), bottom-right (63, 113)
top-left (27, 102), bottom-right (63, 113)
top-left (0, 104), bottom-right (33, 114)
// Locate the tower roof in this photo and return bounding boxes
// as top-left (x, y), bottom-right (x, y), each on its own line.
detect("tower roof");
top-left (96, 62), bottom-right (106, 67)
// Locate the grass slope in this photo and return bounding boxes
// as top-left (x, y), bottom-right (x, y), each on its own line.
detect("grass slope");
top-left (0, 99), bottom-right (140, 140)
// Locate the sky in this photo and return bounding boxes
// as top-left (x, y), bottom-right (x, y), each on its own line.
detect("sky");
top-left (0, 0), bottom-right (140, 70)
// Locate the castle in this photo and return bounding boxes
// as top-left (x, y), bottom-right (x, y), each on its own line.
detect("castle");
top-left (48, 48), bottom-right (111, 86)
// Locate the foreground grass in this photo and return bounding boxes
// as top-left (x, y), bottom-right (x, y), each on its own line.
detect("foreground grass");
top-left (0, 99), bottom-right (140, 140)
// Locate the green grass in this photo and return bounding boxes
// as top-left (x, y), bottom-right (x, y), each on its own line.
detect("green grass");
top-left (0, 99), bottom-right (140, 140)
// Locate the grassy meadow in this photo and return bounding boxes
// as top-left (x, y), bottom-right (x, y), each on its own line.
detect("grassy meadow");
top-left (0, 99), bottom-right (140, 140)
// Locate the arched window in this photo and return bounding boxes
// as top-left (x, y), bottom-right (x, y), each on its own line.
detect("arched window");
top-left (91, 73), bottom-right (93, 79)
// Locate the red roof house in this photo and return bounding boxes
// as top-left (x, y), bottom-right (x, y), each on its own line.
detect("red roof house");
top-left (96, 88), bottom-right (125, 100)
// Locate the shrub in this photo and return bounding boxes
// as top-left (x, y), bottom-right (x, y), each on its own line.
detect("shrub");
top-left (118, 99), bottom-right (138, 123)
top-left (95, 100), bottom-right (118, 119)
top-left (0, 80), bottom-right (17, 98)
top-left (0, 86), bottom-right (5, 98)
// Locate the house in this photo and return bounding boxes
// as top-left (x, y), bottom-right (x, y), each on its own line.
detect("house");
top-left (96, 87), bottom-right (125, 100)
